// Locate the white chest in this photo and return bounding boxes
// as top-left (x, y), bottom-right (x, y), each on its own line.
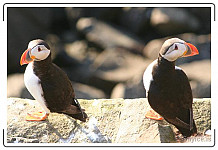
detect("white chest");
top-left (143, 59), bottom-right (183, 97)
top-left (24, 62), bottom-right (50, 113)
top-left (143, 59), bottom-right (157, 97)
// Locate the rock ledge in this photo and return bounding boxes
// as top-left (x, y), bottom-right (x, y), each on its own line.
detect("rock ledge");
top-left (7, 98), bottom-right (211, 143)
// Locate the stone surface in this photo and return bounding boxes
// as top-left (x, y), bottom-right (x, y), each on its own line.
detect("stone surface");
top-left (192, 98), bottom-right (211, 134)
top-left (119, 8), bottom-right (151, 35)
top-left (143, 38), bottom-right (166, 59)
top-left (91, 48), bottom-right (151, 83)
top-left (180, 60), bottom-right (211, 98)
top-left (7, 98), bottom-right (123, 143)
top-left (111, 78), bottom-right (146, 99)
top-left (64, 40), bottom-right (89, 62)
top-left (76, 48), bottom-right (152, 95)
top-left (73, 82), bottom-right (107, 99)
top-left (150, 8), bottom-right (200, 35)
top-left (189, 8), bottom-right (211, 34)
top-left (7, 98), bottom-right (211, 143)
top-left (65, 8), bottom-right (122, 28)
top-left (7, 74), bottom-right (26, 98)
top-left (64, 40), bottom-right (100, 64)
top-left (76, 17), bottom-right (145, 54)
top-left (115, 99), bottom-right (175, 143)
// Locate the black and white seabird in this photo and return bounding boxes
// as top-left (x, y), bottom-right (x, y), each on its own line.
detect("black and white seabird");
top-left (143, 38), bottom-right (199, 137)
top-left (20, 39), bottom-right (87, 122)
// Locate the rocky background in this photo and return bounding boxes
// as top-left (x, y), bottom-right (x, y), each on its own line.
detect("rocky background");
top-left (7, 7), bottom-right (211, 99)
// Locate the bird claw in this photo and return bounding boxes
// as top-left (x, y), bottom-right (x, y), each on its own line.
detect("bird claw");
top-left (26, 111), bottom-right (49, 121)
top-left (145, 109), bottom-right (164, 120)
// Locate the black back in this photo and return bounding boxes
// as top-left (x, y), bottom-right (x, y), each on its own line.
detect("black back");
top-left (33, 54), bottom-right (75, 112)
top-left (148, 56), bottom-right (197, 137)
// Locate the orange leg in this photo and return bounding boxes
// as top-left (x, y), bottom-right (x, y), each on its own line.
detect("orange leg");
top-left (145, 108), bottom-right (164, 121)
top-left (26, 111), bottom-right (49, 121)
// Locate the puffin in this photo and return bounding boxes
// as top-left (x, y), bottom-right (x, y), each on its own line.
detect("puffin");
top-left (143, 38), bottom-right (199, 137)
top-left (20, 39), bottom-right (87, 122)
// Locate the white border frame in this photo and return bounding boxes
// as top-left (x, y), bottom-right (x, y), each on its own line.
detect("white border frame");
top-left (1, 2), bottom-right (217, 149)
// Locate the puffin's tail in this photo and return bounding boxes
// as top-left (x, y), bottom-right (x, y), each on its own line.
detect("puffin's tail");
top-left (165, 109), bottom-right (197, 138)
top-left (176, 120), bottom-right (197, 137)
top-left (66, 98), bottom-right (88, 122)
top-left (67, 112), bottom-right (88, 122)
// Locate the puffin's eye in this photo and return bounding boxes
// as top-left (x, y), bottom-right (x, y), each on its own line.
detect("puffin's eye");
top-left (38, 47), bottom-right (42, 52)
top-left (174, 44), bottom-right (178, 50)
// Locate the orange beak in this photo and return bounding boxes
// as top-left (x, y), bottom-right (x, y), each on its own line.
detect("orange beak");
top-left (183, 42), bottom-right (199, 57)
top-left (20, 48), bottom-right (33, 66)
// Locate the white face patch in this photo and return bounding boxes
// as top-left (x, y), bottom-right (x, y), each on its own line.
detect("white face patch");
top-left (162, 43), bottom-right (187, 62)
top-left (30, 45), bottom-right (50, 61)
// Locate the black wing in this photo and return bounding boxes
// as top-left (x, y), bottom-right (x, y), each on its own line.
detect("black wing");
top-left (166, 68), bottom-right (197, 137)
top-left (39, 63), bottom-right (74, 112)
top-left (175, 68), bottom-right (193, 109)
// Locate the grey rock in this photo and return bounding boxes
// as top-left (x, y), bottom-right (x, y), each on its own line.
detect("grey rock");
top-left (110, 83), bottom-right (126, 99)
top-left (7, 137), bottom-right (40, 143)
top-left (150, 8), bottom-right (200, 35)
top-left (64, 40), bottom-right (89, 62)
top-left (188, 8), bottom-right (211, 34)
top-left (7, 98), bottom-right (123, 143)
top-left (115, 99), bottom-right (176, 143)
top-left (81, 8), bottom-right (122, 22)
top-left (64, 40), bottom-right (99, 63)
top-left (92, 48), bottom-right (150, 82)
top-left (7, 74), bottom-right (25, 98)
top-left (119, 8), bottom-right (151, 35)
top-left (7, 73), bottom-right (33, 99)
top-left (76, 17), bottom-right (145, 54)
top-left (180, 60), bottom-right (211, 98)
top-left (73, 82), bottom-right (107, 99)
top-left (7, 98), bottom-right (211, 143)
top-left (65, 8), bottom-right (122, 28)
top-left (136, 123), bottom-right (176, 143)
top-left (111, 79), bottom-right (146, 99)
top-left (89, 48), bottom-right (151, 94)
top-left (180, 60), bottom-right (211, 83)
top-left (143, 38), bottom-right (166, 59)
top-left (190, 81), bottom-right (211, 98)
top-left (193, 98), bottom-right (211, 134)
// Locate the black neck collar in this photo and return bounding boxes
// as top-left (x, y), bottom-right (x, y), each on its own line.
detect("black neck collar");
top-left (158, 54), bottom-right (175, 71)
top-left (33, 54), bottom-right (52, 77)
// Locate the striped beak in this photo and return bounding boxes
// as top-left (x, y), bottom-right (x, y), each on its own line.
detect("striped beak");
top-left (20, 48), bottom-right (33, 66)
top-left (183, 43), bottom-right (199, 57)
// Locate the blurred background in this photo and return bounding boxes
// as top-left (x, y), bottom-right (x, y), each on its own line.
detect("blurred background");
top-left (7, 7), bottom-right (211, 99)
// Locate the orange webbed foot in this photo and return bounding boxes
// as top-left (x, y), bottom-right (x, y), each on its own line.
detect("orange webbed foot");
top-left (26, 111), bottom-right (49, 121)
top-left (145, 109), bottom-right (164, 121)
